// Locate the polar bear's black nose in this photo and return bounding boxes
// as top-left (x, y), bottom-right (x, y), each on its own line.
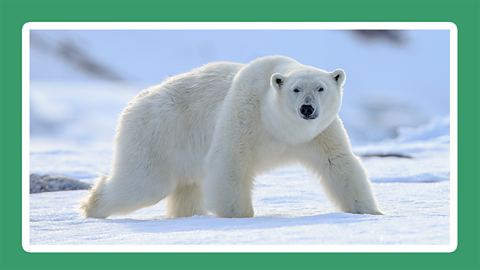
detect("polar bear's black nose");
top-left (300, 105), bottom-right (315, 117)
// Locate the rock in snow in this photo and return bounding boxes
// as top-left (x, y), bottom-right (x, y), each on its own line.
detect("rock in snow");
top-left (30, 174), bottom-right (91, 193)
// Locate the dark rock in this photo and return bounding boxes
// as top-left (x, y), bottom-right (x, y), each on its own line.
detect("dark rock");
top-left (30, 174), bottom-right (91, 193)
top-left (360, 153), bottom-right (413, 159)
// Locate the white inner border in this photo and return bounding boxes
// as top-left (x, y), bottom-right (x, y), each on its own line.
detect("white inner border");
top-left (22, 22), bottom-right (458, 253)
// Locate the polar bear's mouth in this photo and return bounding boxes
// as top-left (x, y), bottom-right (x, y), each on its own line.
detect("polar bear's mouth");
top-left (299, 105), bottom-right (318, 120)
top-left (301, 114), bottom-right (318, 120)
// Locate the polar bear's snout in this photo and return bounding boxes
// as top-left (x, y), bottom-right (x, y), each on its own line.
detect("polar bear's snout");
top-left (300, 104), bottom-right (314, 116)
top-left (299, 104), bottom-right (317, 120)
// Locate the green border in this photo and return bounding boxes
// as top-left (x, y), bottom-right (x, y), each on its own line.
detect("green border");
top-left (1, 0), bottom-right (479, 269)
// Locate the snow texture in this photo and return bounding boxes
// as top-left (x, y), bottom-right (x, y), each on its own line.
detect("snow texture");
top-left (28, 115), bottom-right (452, 247)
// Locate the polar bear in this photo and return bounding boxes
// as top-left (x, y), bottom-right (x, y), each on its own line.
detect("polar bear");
top-left (80, 55), bottom-right (383, 219)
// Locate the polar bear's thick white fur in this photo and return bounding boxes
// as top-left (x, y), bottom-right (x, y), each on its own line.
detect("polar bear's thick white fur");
top-left (80, 55), bottom-right (383, 219)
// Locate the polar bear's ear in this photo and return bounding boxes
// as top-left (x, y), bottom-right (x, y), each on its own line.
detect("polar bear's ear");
top-left (331, 69), bottom-right (346, 86)
top-left (271, 73), bottom-right (285, 91)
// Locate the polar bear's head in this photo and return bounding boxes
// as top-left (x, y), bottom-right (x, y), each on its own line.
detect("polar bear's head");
top-left (270, 68), bottom-right (345, 121)
top-left (265, 67), bottom-right (345, 144)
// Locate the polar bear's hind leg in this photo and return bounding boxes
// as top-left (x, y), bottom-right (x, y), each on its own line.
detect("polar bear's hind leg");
top-left (166, 182), bottom-right (206, 218)
top-left (80, 174), bottom-right (176, 218)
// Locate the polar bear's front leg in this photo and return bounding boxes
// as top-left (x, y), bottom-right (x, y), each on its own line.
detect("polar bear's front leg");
top-left (205, 141), bottom-right (255, 218)
top-left (301, 117), bottom-right (383, 215)
top-left (319, 153), bottom-right (384, 215)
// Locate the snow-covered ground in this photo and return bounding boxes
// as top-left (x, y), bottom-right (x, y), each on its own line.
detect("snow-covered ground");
top-left (25, 24), bottom-right (455, 251)
top-left (26, 114), bottom-right (453, 250)
top-left (26, 91), bottom-right (454, 250)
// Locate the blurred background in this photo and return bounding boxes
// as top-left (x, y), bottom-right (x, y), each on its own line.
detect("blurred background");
top-left (29, 29), bottom-right (450, 151)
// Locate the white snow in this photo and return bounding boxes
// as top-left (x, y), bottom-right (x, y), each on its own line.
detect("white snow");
top-left (25, 24), bottom-right (455, 252)
top-left (27, 116), bottom-right (453, 250)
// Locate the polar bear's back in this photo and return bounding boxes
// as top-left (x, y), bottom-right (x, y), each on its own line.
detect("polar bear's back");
top-left (112, 62), bottom-right (244, 181)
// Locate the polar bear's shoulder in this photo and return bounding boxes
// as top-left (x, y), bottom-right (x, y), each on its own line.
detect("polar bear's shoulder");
top-left (195, 61), bottom-right (245, 75)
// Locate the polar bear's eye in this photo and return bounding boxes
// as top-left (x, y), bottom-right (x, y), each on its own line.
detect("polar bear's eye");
top-left (318, 87), bottom-right (324, 92)
top-left (293, 89), bottom-right (300, 93)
